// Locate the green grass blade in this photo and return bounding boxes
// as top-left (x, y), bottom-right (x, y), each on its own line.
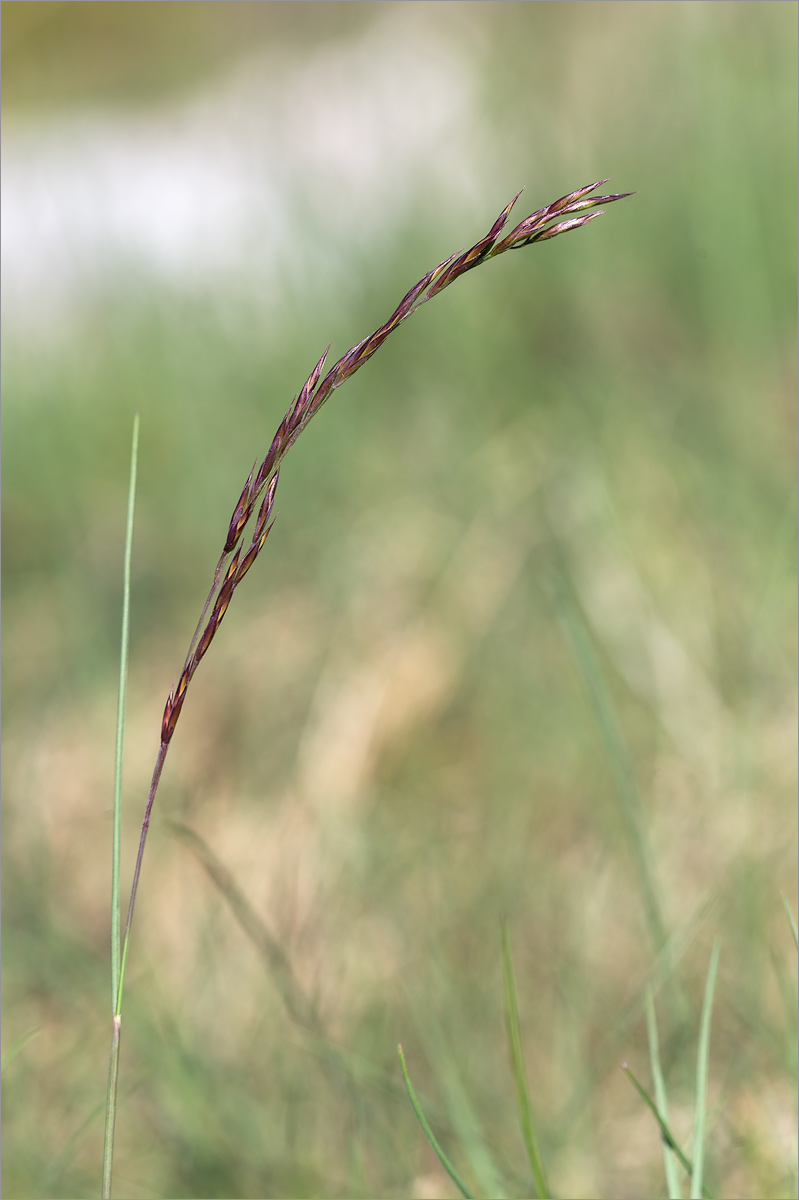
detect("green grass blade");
top-left (781, 892), bottom-right (798, 949)
top-left (691, 940), bottom-right (721, 1200)
top-left (405, 986), bottom-right (508, 1198)
top-left (169, 820), bottom-right (322, 1033)
top-left (558, 890), bottom-right (714, 1132)
top-left (398, 1044), bottom-right (475, 1200)
top-left (433, 1045), bottom-right (507, 1198)
top-left (553, 589), bottom-right (666, 957)
top-left (644, 988), bottom-right (681, 1199)
top-left (40, 1098), bottom-right (108, 1198)
top-left (1, 1028), bottom-right (39, 1073)
top-left (110, 411), bottom-right (139, 1012)
top-left (624, 1063), bottom-right (714, 1197)
top-left (623, 1064), bottom-right (695, 1181)
top-left (500, 922), bottom-right (550, 1199)
top-left (102, 412), bottom-right (140, 1200)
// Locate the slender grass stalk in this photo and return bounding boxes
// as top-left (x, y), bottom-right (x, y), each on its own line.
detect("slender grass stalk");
top-left (624, 948), bottom-right (722, 1200)
top-left (397, 1044), bottom-right (475, 1200)
top-left (1, 1028), bottom-right (39, 1073)
top-left (168, 820), bottom-right (322, 1034)
top-left (622, 1063), bottom-right (710, 1195)
top-left (500, 922), bottom-right (550, 1199)
top-left (644, 987), bottom-right (682, 1199)
top-left (102, 413), bottom-right (139, 1200)
top-left (691, 939), bottom-right (720, 1200)
top-left (426, 1030), bottom-right (506, 1198)
top-left (126, 180), bottom-right (631, 942)
top-left (558, 889), bottom-right (715, 1133)
top-left (552, 586), bottom-right (666, 957)
top-left (400, 982), bottom-right (507, 1197)
top-left (105, 182), bottom-right (631, 1192)
top-left (781, 892), bottom-right (798, 949)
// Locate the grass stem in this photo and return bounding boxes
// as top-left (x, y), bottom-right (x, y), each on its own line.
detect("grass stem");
top-left (102, 412), bottom-right (139, 1200)
top-left (501, 922), bottom-right (550, 1199)
top-left (691, 939), bottom-right (720, 1199)
top-left (397, 1044), bottom-right (475, 1200)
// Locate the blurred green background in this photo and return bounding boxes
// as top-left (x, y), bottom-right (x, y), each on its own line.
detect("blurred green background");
top-left (2, 3), bottom-right (796, 1198)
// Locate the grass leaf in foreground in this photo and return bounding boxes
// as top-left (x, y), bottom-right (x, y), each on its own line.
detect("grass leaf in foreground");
top-left (622, 1063), bottom-right (700, 1190)
top-left (500, 922), bottom-right (550, 1199)
top-left (691, 939), bottom-right (720, 1200)
top-left (644, 987), bottom-right (682, 1199)
top-left (781, 892), bottom-right (798, 949)
top-left (1, 1028), bottom-right (40, 1073)
top-left (626, 962), bottom-right (724, 1200)
top-left (102, 413), bottom-right (140, 1200)
top-left (398, 1043), bottom-right (475, 1200)
top-left (552, 586), bottom-right (666, 958)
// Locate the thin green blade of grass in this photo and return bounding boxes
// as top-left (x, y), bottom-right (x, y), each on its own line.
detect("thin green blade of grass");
top-left (42, 1099), bottom-right (108, 1199)
top-left (102, 412), bottom-right (140, 1200)
top-left (398, 1044), bottom-right (475, 1200)
top-left (1, 1028), bottom-right (39, 1073)
top-left (781, 892), bottom-right (798, 949)
top-left (405, 982), bottom-right (509, 1198)
top-left (168, 821), bottom-right (321, 1034)
top-left (170, 821), bottom-right (415, 1131)
top-left (622, 1064), bottom-right (714, 1197)
top-left (434, 1052), bottom-right (507, 1199)
top-left (110, 411), bottom-right (139, 1012)
top-left (559, 889), bottom-right (716, 1133)
top-left (500, 922), bottom-right (550, 1199)
top-left (553, 587), bottom-right (666, 957)
top-left (644, 987), bottom-right (682, 1200)
top-left (691, 939), bottom-right (721, 1200)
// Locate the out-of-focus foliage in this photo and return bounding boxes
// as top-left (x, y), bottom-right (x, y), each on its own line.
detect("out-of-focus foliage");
top-left (2, 4), bottom-right (796, 1198)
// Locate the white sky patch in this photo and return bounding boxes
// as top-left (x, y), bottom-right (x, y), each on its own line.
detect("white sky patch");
top-left (2, 11), bottom-right (493, 339)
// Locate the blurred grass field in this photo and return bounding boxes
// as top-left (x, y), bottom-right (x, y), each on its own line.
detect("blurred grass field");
top-left (2, 3), bottom-right (797, 1198)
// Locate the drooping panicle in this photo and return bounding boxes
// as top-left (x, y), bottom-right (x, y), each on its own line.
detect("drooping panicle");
top-left (124, 179), bottom-right (634, 1123)
top-left (158, 179), bottom-right (631, 750)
